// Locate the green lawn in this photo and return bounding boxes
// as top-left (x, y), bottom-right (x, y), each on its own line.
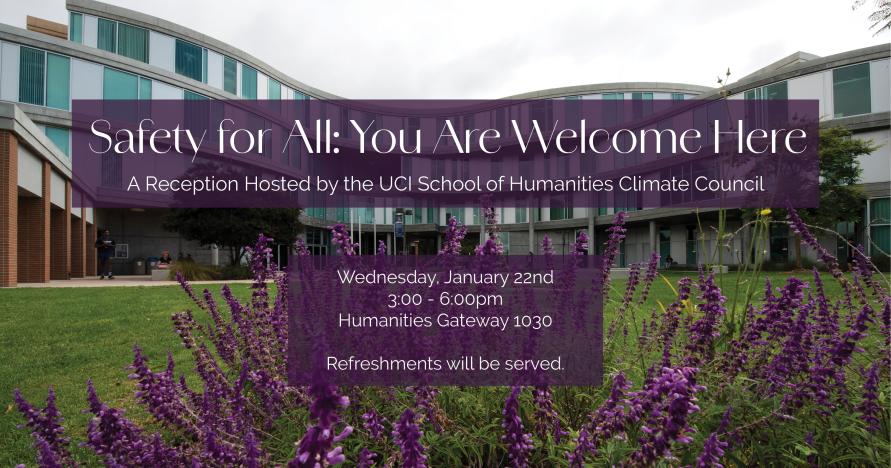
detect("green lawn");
top-left (0, 272), bottom-right (843, 465)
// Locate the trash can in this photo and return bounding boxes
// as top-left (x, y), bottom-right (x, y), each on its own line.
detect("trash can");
top-left (132, 258), bottom-right (145, 275)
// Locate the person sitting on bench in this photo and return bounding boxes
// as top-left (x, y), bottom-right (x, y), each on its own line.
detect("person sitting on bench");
top-left (158, 250), bottom-right (173, 269)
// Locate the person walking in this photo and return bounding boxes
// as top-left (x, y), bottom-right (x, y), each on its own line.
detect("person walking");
top-left (95, 229), bottom-right (116, 279)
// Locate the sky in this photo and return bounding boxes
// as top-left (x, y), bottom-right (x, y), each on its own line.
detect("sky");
top-left (1, 0), bottom-right (888, 98)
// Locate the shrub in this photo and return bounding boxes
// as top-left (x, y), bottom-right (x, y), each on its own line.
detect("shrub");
top-left (165, 259), bottom-right (220, 281)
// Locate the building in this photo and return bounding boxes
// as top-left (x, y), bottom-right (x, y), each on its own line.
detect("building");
top-left (0, 0), bottom-right (887, 286)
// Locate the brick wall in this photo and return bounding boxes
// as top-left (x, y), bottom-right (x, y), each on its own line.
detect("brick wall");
top-left (17, 162), bottom-right (51, 283)
top-left (0, 131), bottom-right (17, 287)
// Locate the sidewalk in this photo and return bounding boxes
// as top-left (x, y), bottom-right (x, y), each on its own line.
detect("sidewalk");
top-left (15, 276), bottom-right (254, 288)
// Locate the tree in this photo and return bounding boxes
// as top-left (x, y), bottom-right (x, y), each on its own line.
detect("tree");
top-left (853, 0), bottom-right (891, 36)
top-left (162, 208), bottom-right (302, 265)
top-left (793, 126), bottom-right (876, 267)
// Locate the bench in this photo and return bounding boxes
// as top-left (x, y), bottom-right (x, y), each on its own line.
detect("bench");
top-left (151, 269), bottom-right (170, 281)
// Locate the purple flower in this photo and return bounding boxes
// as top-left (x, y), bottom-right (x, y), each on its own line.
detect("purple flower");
top-left (541, 234), bottom-right (555, 256)
top-left (638, 251), bottom-right (660, 305)
top-left (413, 385), bottom-right (444, 433)
top-left (392, 408), bottom-right (427, 468)
top-left (684, 274), bottom-right (727, 366)
top-left (856, 362), bottom-right (882, 432)
top-left (440, 216), bottom-right (467, 255)
top-left (566, 426), bottom-right (594, 467)
top-left (13, 387), bottom-right (72, 465)
top-left (295, 238), bottom-right (310, 256)
top-left (356, 447), bottom-right (377, 468)
top-left (329, 224), bottom-right (358, 256)
top-left (290, 383), bottom-right (352, 467)
top-left (376, 239), bottom-right (387, 255)
top-left (475, 237), bottom-right (505, 256)
top-left (532, 386), bottom-right (567, 443)
top-left (573, 230), bottom-right (589, 256)
top-left (244, 429), bottom-right (263, 468)
top-left (695, 406), bottom-right (732, 468)
top-left (128, 346), bottom-right (192, 432)
top-left (568, 372), bottom-right (631, 465)
top-left (830, 304), bottom-right (873, 367)
top-left (362, 409), bottom-right (387, 441)
top-left (628, 367), bottom-right (704, 465)
top-left (599, 211), bottom-right (627, 293)
top-left (84, 380), bottom-right (186, 466)
top-left (660, 278), bottom-right (693, 367)
top-left (502, 386), bottom-right (533, 468)
top-left (33, 434), bottom-right (63, 468)
top-left (175, 270), bottom-right (203, 309)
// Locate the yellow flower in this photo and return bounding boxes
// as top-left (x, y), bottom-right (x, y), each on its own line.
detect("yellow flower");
top-left (759, 208), bottom-right (772, 216)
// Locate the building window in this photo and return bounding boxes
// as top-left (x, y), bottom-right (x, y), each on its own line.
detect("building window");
top-left (103, 67), bottom-right (138, 99)
top-left (45, 126), bottom-right (70, 157)
top-left (114, 243), bottom-right (129, 259)
top-left (18, 47), bottom-right (45, 106)
top-left (763, 82), bottom-right (787, 100)
top-left (515, 206), bottom-right (527, 224)
top-left (175, 39), bottom-right (205, 82)
top-left (686, 227), bottom-right (697, 265)
top-left (184, 90), bottom-right (208, 100)
top-left (869, 197), bottom-right (890, 257)
top-left (602, 92), bottom-right (623, 125)
top-left (671, 93), bottom-right (685, 100)
top-left (446, 208), bottom-right (462, 223)
top-left (744, 81), bottom-right (788, 100)
top-left (223, 56), bottom-right (237, 94)
top-left (139, 77), bottom-right (152, 100)
top-left (268, 78), bottom-right (281, 99)
top-left (69, 12), bottom-right (83, 43)
top-left (117, 23), bottom-right (149, 63)
top-left (631, 92), bottom-right (653, 118)
top-left (833, 63), bottom-right (871, 118)
top-left (769, 223), bottom-right (789, 263)
top-left (426, 204), bottom-right (437, 225)
top-left (46, 53), bottom-right (69, 110)
top-left (659, 228), bottom-right (671, 266)
top-left (97, 18), bottom-right (116, 53)
top-left (241, 64), bottom-right (257, 99)
top-left (549, 198), bottom-right (567, 221)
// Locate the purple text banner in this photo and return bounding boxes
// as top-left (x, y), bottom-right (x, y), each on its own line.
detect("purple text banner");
top-left (71, 99), bottom-right (820, 208)
top-left (287, 255), bottom-right (603, 386)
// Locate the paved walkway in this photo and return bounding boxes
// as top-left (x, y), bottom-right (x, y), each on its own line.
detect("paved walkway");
top-left (15, 275), bottom-right (254, 288)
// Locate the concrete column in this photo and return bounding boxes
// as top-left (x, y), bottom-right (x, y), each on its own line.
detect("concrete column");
top-left (587, 208), bottom-right (595, 255)
top-left (527, 207), bottom-right (535, 254)
top-left (210, 244), bottom-right (219, 266)
top-left (0, 130), bottom-right (17, 286)
top-left (18, 162), bottom-right (51, 283)
top-left (386, 233), bottom-right (392, 256)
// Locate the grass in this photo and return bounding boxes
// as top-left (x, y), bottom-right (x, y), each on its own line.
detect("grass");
top-left (0, 271), bottom-right (845, 465)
